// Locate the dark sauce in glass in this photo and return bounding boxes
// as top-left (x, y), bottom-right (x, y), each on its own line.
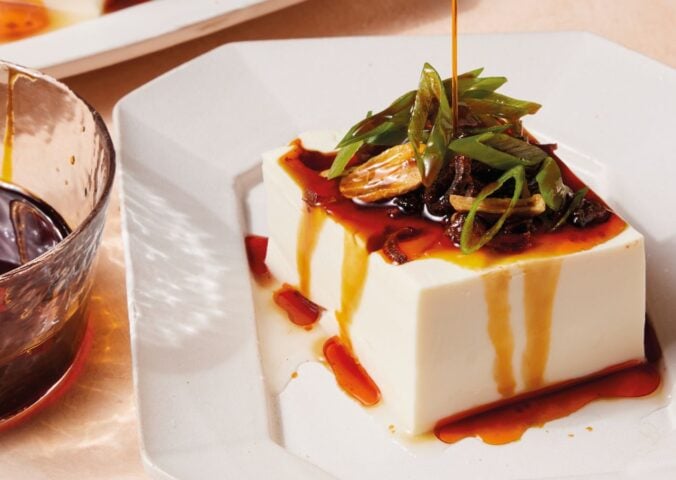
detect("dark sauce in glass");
top-left (0, 183), bottom-right (80, 421)
top-left (0, 182), bottom-right (69, 273)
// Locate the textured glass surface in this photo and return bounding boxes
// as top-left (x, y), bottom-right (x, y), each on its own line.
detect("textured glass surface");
top-left (0, 61), bottom-right (114, 420)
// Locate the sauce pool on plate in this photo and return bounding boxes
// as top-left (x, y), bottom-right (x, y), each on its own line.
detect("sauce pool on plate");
top-left (435, 361), bottom-right (660, 445)
top-left (273, 283), bottom-right (324, 328)
top-left (323, 336), bottom-right (381, 407)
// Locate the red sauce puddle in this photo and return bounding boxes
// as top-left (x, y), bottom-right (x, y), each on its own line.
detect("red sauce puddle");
top-left (435, 322), bottom-right (663, 445)
top-left (244, 234), bottom-right (272, 285)
top-left (435, 362), bottom-right (660, 445)
top-left (323, 336), bottom-right (381, 406)
top-left (273, 283), bottom-right (324, 328)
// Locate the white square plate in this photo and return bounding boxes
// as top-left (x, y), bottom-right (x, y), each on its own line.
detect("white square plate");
top-left (115, 34), bottom-right (676, 479)
top-left (0, 0), bottom-right (304, 78)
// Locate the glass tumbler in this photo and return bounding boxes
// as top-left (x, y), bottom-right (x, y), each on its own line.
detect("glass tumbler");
top-left (0, 61), bottom-right (115, 422)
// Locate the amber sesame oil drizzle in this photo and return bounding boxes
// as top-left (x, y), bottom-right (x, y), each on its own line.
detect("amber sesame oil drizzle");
top-left (483, 261), bottom-right (563, 397)
top-left (296, 205), bottom-right (326, 297)
top-left (483, 269), bottom-right (516, 397)
top-left (336, 232), bottom-right (369, 349)
top-left (294, 188), bottom-right (378, 405)
top-left (295, 203), bottom-right (370, 350)
top-left (521, 260), bottom-right (562, 389)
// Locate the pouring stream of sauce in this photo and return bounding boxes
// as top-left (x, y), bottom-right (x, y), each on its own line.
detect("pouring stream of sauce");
top-left (450, 0), bottom-right (459, 136)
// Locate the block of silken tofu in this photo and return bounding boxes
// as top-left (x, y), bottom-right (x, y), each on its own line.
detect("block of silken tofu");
top-left (262, 131), bottom-right (646, 435)
top-left (42, 0), bottom-right (106, 17)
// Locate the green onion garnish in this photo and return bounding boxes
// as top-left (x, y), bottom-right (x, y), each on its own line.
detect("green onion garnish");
top-left (327, 140), bottom-right (364, 180)
top-left (408, 63), bottom-right (453, 186)
top-left (324, 63), bottom-right (575, 255)
top-left (464, 92), bottom-right (541, 121)
top-left (336, 90), bottom-right (416, 149)
top-left (449, 132), bottom-right (548, 170)
top-left (535, 157), bottom-right (570, 211)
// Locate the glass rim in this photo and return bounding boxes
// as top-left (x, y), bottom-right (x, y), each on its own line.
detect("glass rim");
top-left (0, 60), bottom-right (116, 282)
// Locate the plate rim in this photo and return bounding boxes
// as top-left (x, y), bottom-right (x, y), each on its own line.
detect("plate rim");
top-left (0, 0), bottom-right (305, 78)
top-left (115, 32), bottom-right (676, 480)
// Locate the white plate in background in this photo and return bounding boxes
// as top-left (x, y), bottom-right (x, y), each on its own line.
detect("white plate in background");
top-left (0, 0), bottom-right (305, 78)
top-left (115, 34), bottom-right (676, 479)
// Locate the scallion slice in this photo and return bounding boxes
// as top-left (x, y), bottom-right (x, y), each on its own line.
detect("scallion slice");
top-left (449, 133), bottom-right (548, 170)
top-left (408, 63), bottom-right (453, 186)
top-left (535, 157), bottom-right (570, 211)
top-left (460, 165), bottom-right (526, 254)
top-left (327, 140), bottom-right (364, 179)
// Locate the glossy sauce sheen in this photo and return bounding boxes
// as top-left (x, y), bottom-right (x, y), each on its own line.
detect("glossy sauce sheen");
top-left (273, 283), bottom-right (324, 328)
top-left (323, 336), bottom-right (381, 406)
top-left (278, 142), bottom-right (626, 270)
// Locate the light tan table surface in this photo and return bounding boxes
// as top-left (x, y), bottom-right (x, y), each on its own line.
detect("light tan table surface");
top-left (0, 1), bottom-right (673, 478)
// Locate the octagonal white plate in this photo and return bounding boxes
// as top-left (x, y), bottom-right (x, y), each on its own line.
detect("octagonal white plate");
top-left (115, 34), bottom-right (676, 479)
top-left (0, 0), bottom-right (304, 78)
